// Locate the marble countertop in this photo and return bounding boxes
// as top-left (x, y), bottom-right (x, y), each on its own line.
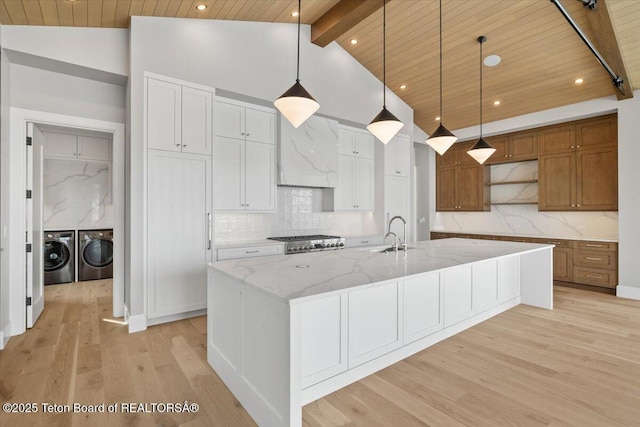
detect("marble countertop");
top-left (209, 238), bottom-right (553, 304)
top-left (431, 230), bottom-right (618, 243)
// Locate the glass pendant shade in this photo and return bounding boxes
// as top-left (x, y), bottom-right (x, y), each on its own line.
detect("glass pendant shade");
top-left (467, 137), bottom-right (496, 164)
top-left (275, 80), bottom-right (320, 128)
top-left (367, 106), bottom-right (404, 144)
top-left (426, 123), bottom-right (457, 155)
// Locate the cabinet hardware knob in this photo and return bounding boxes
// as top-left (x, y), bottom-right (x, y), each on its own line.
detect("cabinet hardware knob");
top-left (577, 145), bottom-right (580, 148)
top-left (570, 145), bottom-right (575, 149)
top-left (246, 133), bottom-right (250, 136)
top-left (246, 204), bottom-right (249, 207)
top-left (577, 204), bottom-right (581, 207)
top-left (571, 204), bottom-right (575, 207)
top-left (183, 145), bottom-right (187, 148)
top-left (241, 132), bottom-right (245, 135)
top-left (504, 155), bottom-right (508, 157)
top-left (176, 144), bottom-right (181, 147)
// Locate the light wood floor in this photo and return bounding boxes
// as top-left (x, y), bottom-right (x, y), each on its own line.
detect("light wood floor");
top-left (1, 281), bottom-right (639, 427)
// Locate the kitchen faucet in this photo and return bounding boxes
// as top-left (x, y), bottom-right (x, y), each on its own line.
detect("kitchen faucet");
top-left (384, 231), bottom-right (400, 251)
top-left (388, 216), bottom-right (407, 251)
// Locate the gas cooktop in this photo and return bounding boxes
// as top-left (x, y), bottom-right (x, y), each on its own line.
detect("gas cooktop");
top-left (268, 235), bottom-right (345, 254)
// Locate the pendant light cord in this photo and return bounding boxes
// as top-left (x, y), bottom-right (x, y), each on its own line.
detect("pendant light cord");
top-left (382, 0), bottom-right (386, 107)
top-left (479, 37), bottom-right (483, 138)
top-left (439, 0), bottom-right (443, 120)
top-left (296, 0), bottom-right (301, 82)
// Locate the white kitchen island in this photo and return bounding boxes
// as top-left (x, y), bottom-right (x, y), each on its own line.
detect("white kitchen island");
top-left (207, 238), bottom-right (553, 426)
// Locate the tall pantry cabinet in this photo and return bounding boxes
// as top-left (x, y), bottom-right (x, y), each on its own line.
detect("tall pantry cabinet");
top-left (145, 75), bottom-right (214, 323)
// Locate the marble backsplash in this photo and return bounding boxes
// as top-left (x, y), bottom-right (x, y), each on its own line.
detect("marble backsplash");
top-left (432, 161), bottom-right (618, 241)
top-left (43, 158), bottom-right (113, 229)
top-left (214, 186), bottom-right (379, 243)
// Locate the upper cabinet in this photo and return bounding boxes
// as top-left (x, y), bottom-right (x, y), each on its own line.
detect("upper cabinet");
top-left (384, 134), bottom-right (410, 177)
top-left (338, 126), bottom-right (374, 159)
top-left (278, 115), bottom-right (339, 188)
top-left (43, 131), bottom-right (111, 162)
top-left (214, 98), bottom-right (277, 212)
top-left (485, 131), bottom-right (538, 164)
top-left (334, 125), bottom-right (375, 211)
top-left (214, 101), bottom-right (276, 145)
top-left (436, 142), bottom-right (490, 212)
top-left (539, 115), bottom-right (617, 211)
top-left (146, 78), bottom-right (213, 156)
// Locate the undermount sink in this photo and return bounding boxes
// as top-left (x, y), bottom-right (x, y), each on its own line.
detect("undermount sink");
top-left (357, 245), bottom-right (415, 253)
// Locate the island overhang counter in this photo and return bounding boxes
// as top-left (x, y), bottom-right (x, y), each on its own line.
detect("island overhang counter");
top-left (207, 238), bottom-right (554, 426)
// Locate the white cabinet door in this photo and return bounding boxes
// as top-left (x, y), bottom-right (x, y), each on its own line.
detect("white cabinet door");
top-left (338, 127), bottom-right (354, 156)
top-left (245, 108), bottom-right (275, 144)
top-left (384, 139), bottom-right (397, 176)
top-left (443, 265), bottom-right (473, 327)
top-left (353, 130), bottom-right (374, 159)
top-left (147, 78), bottom-right (181, 152)
top-left (214, 101), bottom-right (245, 140)
top-left (43, 132), bottom-right (77, 159)
top-left (300, 294), bottom-right (348, 388)
top-left (473, 259), bottom-right (500, 313)
top-left (396, 135), bottom-right (410, 176)
top-left (147, 150), bottom-right (211, 318)
top-left (335, 155), bottom-right (354, 211)
top-left (348, 281), bottom-right (401, 368)
top-left (354, 157), bottom-right (374, 211)
top-left (245, 141), bottom-right (276, 211)
top-left (384, 175), bottom-right (410, 238)
top-left (403, 273), bottom-right (443, 344)
top-left (499, 255), bottom-right (520, 303)
top-left (182, 86), bottom-right (212, 156)
top-left (77, 136), bottom-right (110, 161)
top-left (214, 137), bottom-right (244, 211)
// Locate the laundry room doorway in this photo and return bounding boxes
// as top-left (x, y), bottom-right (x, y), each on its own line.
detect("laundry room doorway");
top-left (8, 108), bottom-right (125, 334)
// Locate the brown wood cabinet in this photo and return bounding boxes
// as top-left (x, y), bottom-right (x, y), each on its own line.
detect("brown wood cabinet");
top-left (436, 142), bottom-right (489, 211)
top-left (429, 232), bottom-right (617, 291)
top-left (485, 131), bottom-right (538, 164)
top-left (539, 115), bottom-right (617, 211)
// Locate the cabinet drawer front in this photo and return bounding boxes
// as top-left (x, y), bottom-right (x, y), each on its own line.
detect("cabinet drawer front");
top-left (573, 241), bottom-right (617, 251)
top-left (217, 245), bottom-right (283, 261)
top-left (529, 237), bottom-right (570, 247)
top-left (573, 267), bottom-right (616, 288)
top-left (574, 250), bottom-right (616, 269)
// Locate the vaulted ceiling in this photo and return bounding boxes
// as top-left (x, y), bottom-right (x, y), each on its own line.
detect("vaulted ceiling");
top-left (1, 0), bottom-right (639, 134)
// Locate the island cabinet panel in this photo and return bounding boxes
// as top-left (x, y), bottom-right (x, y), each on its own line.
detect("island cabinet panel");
top-left (300, 295), bottom-right (348, 388)
top-left (348, 282), bottom-right (402, 368)
top-left (473, 260), bottom-right (499, 313)
top-left (499, 255), bottom-right (520, 303)
top-left (443, 265), bottom-right (473, 327)
top-left (208, 270), bottom-right (242, 372)
top-left (402, 273), bottom-right (443, 344)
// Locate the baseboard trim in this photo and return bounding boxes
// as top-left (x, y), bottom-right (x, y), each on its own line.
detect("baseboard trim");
top-left (0, 321), bottom-right (12, 350)
top-left (616, 285), bottom-right (640, 301)
top-left (128, 314), bottom-right (147, 333)
top-left (147, 309), bottom-right (206, 327)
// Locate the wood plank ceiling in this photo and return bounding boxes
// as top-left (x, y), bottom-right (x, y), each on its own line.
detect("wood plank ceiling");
top-left (1, 0), bottom-right (638, 134)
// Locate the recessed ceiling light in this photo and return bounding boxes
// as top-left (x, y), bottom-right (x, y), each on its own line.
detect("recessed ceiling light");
top-left (291, 11), bottom-right (299, 17)
top-left (196, 3), bottom-right (207, 10)
top-left (493, 100), bottom-right (501, 106)
top-left (399, 84), bottom-right (407, 90)
top-left (574, 78), bottom-right (584, 84)
top-left (350, 39), bottom-right (358, 45)
top-left (435, 116), bottom-right (441, 121)
top-left (483, 54), bottom-right (501, 67)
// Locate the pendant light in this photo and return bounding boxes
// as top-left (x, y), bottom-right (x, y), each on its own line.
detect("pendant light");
top-left (426, 0), bottom-right (457, 155)
top-left (467, 36), bottom-right (496, 165)
top-left (274, 0), bottom-right (319, 128)
top-left (367, 0), bottom-right (403, 144)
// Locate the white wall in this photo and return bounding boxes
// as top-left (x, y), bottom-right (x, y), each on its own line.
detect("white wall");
top-left (128, 17), bottom-right (415, 323)
top-left (427, 92), bottom-right (640, 297)
top-left (10, 64), bottom-right (125, 123)
top-left (0, 24), bottom-right (11, 348)
top-left (1, 26), bottom-right (128, 77)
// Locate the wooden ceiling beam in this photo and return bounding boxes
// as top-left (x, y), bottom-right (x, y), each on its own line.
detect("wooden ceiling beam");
top-left (311, 0), bottom-right (390, 48)
top-left (585, 0), bottom-right (633, 99)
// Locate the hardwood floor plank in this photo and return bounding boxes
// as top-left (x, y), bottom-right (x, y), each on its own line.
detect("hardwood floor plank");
top-left (1, 282), bottom-right (638, 426)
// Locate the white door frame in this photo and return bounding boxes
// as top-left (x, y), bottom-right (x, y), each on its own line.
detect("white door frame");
top-left (5, 107), bottom-right (125, 336)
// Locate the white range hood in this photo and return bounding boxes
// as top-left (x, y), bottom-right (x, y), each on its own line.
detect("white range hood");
top-left (278, 115), bottom-right (339, 188)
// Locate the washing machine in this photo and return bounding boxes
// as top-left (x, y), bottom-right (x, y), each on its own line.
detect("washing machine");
top-left (44, 230), bottom-right (75, 285)
top-left (78, 229), bottom-right (113, 281)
